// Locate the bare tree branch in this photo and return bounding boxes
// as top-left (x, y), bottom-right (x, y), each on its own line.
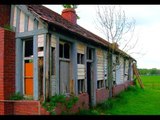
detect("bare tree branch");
top-left (95, 5), bottom-right (139, 55)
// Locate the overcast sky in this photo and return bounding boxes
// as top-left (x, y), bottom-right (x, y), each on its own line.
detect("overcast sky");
top-left (43, 5), bottom-right (160, 69)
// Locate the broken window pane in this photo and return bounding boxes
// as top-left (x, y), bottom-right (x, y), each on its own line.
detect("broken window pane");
top-left (25, 40), bottom-right (33, 57)
top-left (64, 43), bottom-right (70, 59)
top-left (59, 43), bottom-right (63, 58)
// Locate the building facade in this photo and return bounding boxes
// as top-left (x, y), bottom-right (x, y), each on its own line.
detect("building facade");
top-left (0, 5), bottom-right (135, 115)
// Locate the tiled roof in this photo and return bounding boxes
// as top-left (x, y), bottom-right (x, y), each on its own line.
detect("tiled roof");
top-left (26, 5), bottom-right (134, 60)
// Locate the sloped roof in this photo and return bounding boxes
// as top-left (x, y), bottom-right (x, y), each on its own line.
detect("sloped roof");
top-left (26, 5), bottom-right (135, 60)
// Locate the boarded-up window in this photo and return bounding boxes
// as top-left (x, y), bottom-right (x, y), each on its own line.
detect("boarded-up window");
top-left (97, 48), bottom-right (104, 89)
top-left (77, 43), bottom-right (86, 93)
top-left (77, 43), bottom-right (85, 54)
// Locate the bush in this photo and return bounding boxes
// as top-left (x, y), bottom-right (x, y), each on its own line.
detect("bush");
top-left (43, 94), bottom-right (78, 115)
top-left (10, 92), bottom-right (24, 100)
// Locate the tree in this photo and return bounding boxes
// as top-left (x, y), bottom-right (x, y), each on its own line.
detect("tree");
top-left (95, 5), bottom-right (138, 97)
top-left (95, 5), bottom-right (137, 53)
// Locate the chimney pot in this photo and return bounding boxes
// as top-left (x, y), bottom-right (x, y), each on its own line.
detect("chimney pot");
top-left (61, 8), bottom-right (77, 25)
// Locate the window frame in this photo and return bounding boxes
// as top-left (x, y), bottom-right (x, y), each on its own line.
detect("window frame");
top-left (78, 79), bottom-right (85, 94)
top-left (59, 41), bottom-right (70, 59)
top-left (97, 79), bottom-right (104, 89)
top-left (77, 53), bottom-right (84, 64)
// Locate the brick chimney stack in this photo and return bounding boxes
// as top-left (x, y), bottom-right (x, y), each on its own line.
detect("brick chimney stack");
top-left (61, 8), bottom-right (77, 25)
top-left (0, 5), bottom-right (11, 28)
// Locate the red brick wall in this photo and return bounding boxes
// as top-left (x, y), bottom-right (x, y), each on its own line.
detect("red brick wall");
top-left (96, 88), bottom-right (109, 103)
top-left (0, 28), bottom-right (15, 100)
top-left (0, 5), bottom-right (11, 27)
top-left (13, 100), bottom-right (39, 115)
top-left (112, 84), bottom-right (125, 97)
top-left (0, 100), bottom-right (50, 115)
top-left (129, 81), bottom-right (134, 86)
top-left (112, 81), bottom-right (134, 97)
top-left (72, 93), bottom-right (89, 112)
top-left (55, 93), bottom-right (89, 115)
top-left (0, 102), bottom-right (4, 115)
top-left (0, 28), bottom-right (15, 115)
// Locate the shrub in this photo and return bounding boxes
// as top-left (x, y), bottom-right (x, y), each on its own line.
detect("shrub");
top-left (43, 94), bottom-right (78, 115)
top-left (10, 92), bottom-right (24, 100)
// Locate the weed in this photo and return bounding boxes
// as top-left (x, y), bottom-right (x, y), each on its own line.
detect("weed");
top-left (10, 92), bottom-right (24, 100)
top-left (3, 24), bottom-right (13, 31)
top-left (42, 94), bottom-right (78, 115)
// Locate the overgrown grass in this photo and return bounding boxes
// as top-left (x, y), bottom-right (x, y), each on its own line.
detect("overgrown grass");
top-left (76, 76), bottom-right (160, 115)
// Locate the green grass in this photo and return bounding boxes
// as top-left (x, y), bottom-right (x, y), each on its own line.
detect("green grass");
top-left (76, 76), bottom-right (160, 115)
top-left (141, 75), bottom-right (160, 90)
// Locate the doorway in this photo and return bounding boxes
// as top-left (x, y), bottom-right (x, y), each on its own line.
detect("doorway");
top-left (59, 41), bottom-right (71, 94)
top-left (87, 62), bottom-right (92, 104)
top-left (24, 60), bottom-right (33, 96)
top-left (23, 39), bottom-right (33, 96)
top-left (59, 61), bottom-right (70, 93)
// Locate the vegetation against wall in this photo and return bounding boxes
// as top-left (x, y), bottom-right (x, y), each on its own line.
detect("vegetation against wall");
top-left (42, 94), bottom-right (78, 115)
top-left (10, 92), bottom-right (24, 100)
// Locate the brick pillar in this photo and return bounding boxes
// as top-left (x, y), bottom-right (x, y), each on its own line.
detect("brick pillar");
top-left (0, 28), bottom-right (15, 114)
top-left (0, 5), bottom-right (11, 28)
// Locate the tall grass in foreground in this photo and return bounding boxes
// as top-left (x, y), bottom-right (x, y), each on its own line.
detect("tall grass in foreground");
top-left (76, 76), bottom-right (160, 115)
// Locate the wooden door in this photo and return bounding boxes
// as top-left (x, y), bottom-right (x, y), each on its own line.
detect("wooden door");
top-left (24, 62), bottom-right (33, 96)
top-left (59, 61), bottom-right (70, 94)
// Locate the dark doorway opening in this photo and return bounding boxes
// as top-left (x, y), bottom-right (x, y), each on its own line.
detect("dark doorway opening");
top-left (87, 62), bottom-right (92, 106)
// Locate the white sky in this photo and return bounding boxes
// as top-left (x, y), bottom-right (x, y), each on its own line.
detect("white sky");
top-left (43, 5), bottom-right (160, 69)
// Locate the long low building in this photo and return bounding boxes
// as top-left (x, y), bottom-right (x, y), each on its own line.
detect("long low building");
top-left (0, 5), bottom-right (136, 115)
